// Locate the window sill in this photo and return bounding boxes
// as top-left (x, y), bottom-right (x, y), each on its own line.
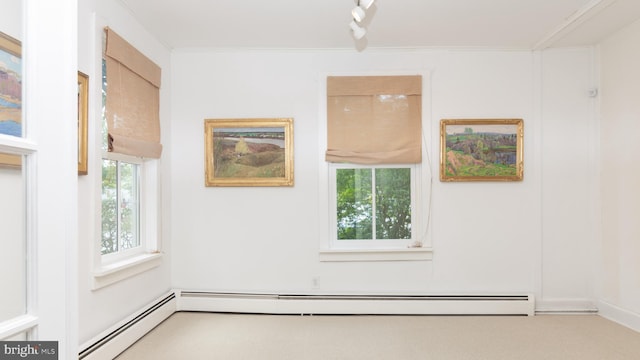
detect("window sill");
top-left (92, 252), bottom-right (162, 290)
top-left (0, 314), bottom-right (39, 340)
top-left (319, 247), bottom-right (433, 262)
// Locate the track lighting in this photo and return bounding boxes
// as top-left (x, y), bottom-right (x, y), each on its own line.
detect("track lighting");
top-left (349, 0), bottom-right (375, 40)
top-left (350, 20), bottom-right (366, 40)
top-left (352, 6), bottom-right (366, 22)
top-left (359, 0), bottom-right (375, 10)
top-left (351, 0), bottom-right (375, 22)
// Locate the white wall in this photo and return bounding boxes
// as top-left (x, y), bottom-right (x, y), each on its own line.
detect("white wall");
top-left (77, 0), bottom-right (173, 345)
top-left (24, 0), bottom-right (78, 355)
top-left (598, 18), bottom-right (640, 329)
top-left (170, 48), bottom-right (597, 308)
top-left (540, 48), bottom-right (598, 310)
top-left (0, 0), bottom-right (21, 39)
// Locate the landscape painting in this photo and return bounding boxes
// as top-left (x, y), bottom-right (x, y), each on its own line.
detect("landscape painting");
top-left (0, 31), bottom-right (22, 168)
top-left (0, 32), bottom-right (21, 137)
top-left (78, 71), bottom-right (89, 175)
top-left (204, 118), bottom-right (294, 187)
top-left (440, 119), bottom-right (523, 182)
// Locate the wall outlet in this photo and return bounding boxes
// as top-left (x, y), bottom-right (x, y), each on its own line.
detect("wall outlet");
top-left (312, 277), bottom-right (320, 289)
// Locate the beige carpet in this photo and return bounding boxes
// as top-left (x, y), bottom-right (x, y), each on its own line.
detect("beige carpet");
top-left (116, 312), bottom-right (640, 360)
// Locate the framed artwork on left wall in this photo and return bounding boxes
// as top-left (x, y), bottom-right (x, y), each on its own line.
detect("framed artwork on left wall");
top-left (77, 71), bottom-right (89, 175)
top-left (0, 30), bottom-right (22, 168)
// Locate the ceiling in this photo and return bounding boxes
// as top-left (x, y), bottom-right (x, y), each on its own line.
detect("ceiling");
top-left (118, 0), bottom-right (640, 50)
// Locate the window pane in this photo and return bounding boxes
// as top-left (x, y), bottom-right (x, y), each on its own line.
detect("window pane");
top-left (336, 168), bottom-right (372, 240)
top-left (375, 168), bottom-right (411, 239)
top-left (101, 58), bottom-right (108, 151)
top-left (119, 162), bottom-right (139, 250)
top-left (0, 154), bottom-right (26, 322)
top-left (102, 159), bottom-right (117, 254)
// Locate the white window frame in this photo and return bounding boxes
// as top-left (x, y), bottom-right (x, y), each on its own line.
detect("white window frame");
top-left (318, 71), bottom-right (433, 262)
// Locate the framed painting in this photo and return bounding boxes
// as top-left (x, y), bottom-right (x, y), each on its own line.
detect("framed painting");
top-left (204, 118), bottom-right (294, 187)
top-left (0, 31), bottom-right (22, 168)
top-left (440, 119), bottom-right (523, 182)
top-left (77, 71), bottom-right (89, 175)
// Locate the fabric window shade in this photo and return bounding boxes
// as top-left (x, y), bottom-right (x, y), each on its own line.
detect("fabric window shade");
top-left (104, 27), bottom-right (162, 158)
top-left (326, 75), bottom-right (422, 164)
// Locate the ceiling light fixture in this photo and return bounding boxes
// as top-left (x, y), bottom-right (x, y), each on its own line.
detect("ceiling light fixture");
top-left (350, 20), bottom-right (366, 40)
top-left (349, 0), bottom-right (375, 40)
top-left (352, 6), bottom-right (366, 22)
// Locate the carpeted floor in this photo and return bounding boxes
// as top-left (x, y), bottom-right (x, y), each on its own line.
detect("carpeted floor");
top-left (116, 312), bottom-right (640, 359)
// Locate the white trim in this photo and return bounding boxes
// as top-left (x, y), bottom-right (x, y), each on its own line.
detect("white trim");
top-left (533, 0), bottom-right (617, 50)
top-left (597, 300), bottom-right (640, 332)
top-left (535, 299), bottom-right (598, 313)
top-left (0, 136), bottom-right (37, 154)
top-left (531, 50), bottom-right (544, 304)
top-left (92, 252), bottom-right (162, 290)
top-left (0, 315), bottom-right (38, 341)
top-left (319, 247), bottom-right (432, 262)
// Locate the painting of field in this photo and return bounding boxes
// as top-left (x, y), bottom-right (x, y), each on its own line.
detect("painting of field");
top-left (440, 119), bottom-right (523, 181)
top-left (0, 40), bottom-right (22, 137)
top-left (0, 32), bottom-right (22, 168)
top-left (205, 118), bottom-right (294, 187)
top-left (212, 128), bottom-right (285, 178)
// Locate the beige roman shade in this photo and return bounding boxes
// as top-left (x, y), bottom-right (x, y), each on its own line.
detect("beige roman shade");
top-left (326, 75), bottom-right (422, 164)
top-left (104, 27), bottom-right (162, 158)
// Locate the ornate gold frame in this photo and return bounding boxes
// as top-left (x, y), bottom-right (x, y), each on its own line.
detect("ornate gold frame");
top-left (204, 118), bottom-right (294, 187)
top-left (440, 119), bottom-right (523, 182)
top-left (77, 71), bottom-right (89, 175)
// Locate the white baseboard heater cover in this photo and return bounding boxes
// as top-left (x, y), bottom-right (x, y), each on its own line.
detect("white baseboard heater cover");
top-left (178, 292), bottom-right (535, 316)
top-left (79, 292), bottom-right (176, 360)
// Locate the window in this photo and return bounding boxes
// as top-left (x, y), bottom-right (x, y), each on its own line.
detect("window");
top-left (331, 165), bottom-right (417, 249)
top-left (100, 57), bottom-right (144, 262)
top-left (101, 156), bottom-right (141, 258)
top-left (93, 27), bottom-right (162, 288)
top-left (320, 74), bottom-right (432, 261)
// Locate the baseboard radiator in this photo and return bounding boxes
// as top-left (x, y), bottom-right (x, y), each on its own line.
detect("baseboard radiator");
top-left (177, 291), bottom-right (535, 316)
top-left (78, 292), bottom-right (176, 360)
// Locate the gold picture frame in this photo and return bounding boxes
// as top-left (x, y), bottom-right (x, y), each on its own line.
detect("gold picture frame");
top-left (440, 119), bottom-right (523, 182)
top-left (204, 118), bottom-right (294, 187)
top-left (77, 71), bottom-right (89, 175)
top-left (0, 31), bottom-right (22, 168)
